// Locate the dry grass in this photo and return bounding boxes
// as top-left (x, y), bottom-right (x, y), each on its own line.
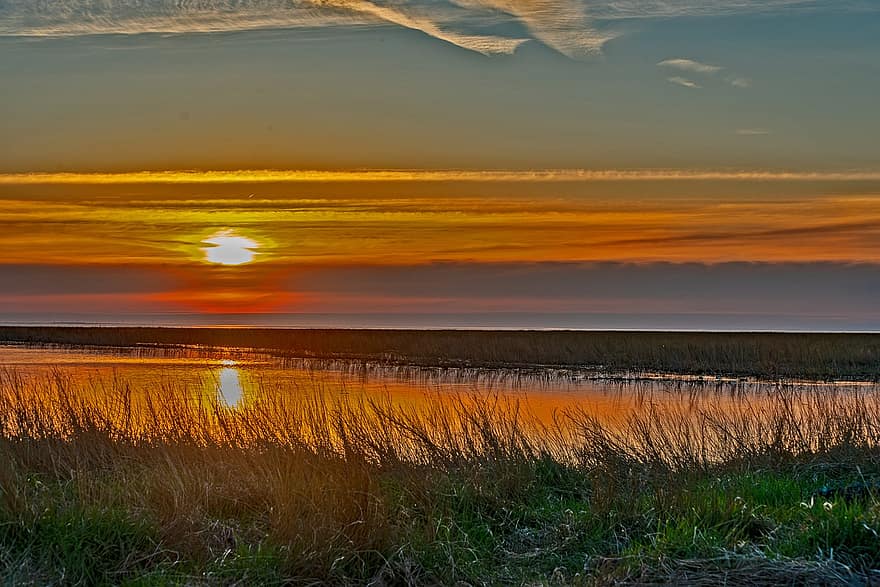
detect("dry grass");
top-left (592, 551), bottom-right (864, 586)
top-left (3, 369), bottom-right (880, 584)
top-left (2, 327), bottom-right (880, 380)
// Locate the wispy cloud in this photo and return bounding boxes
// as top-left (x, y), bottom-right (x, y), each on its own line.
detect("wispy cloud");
top-left (659, 57), bottom-right (754, 89)
top-left (592, 1), bottom-right (863, 19)
top-left (0, 0), bottom-right (568, 55)
top-left (3, 1), bottom-right (873, 58)
top-left (0, 0), bottom-right (334, 36)
top-left (5, 169), bottom-right (880, 184)
top-left (736, 128), bottom-right (770, 135)
top-left (728, 76), bottom-right (752, 88)
top-left (3, 182), bottom-right (880, 277)
top-left (312, 0), bottom-right (526, 55)
top-left (451, 0), bottom-right (616, 57)
top-left (0, 0), bottom-right (525, 55)
top-left (667, 76), bottom-right (701, 89)
top-left (658, 58), bottom-right (722, 74)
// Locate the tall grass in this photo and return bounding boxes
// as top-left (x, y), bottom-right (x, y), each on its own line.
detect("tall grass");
top-left (2, 369), bottom-right (880, 584)
top-left (3, 327), bottom-right (880, 380)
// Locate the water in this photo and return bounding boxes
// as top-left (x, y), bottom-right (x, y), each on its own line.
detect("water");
top-left (217, 364), bottom-right (244, 407)
top-left (1, 343), bottom-right (876, 432)
top-left (0, 344), bottom-right (645, 418)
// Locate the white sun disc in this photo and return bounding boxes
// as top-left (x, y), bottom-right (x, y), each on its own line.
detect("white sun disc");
top-left (201, 230), bottom-right (259, 265)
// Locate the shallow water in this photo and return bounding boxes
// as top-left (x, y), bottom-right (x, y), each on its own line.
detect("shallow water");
top-left (2, 343), bottom-right (875, 429)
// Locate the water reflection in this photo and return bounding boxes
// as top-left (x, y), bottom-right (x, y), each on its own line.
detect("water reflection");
top-left (2, 344), bottom-right (879, 436)
top-left (217, 366), bottom-right (243, 407)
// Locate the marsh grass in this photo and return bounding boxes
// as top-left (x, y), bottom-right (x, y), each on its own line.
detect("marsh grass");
top-left (3, 327), bottom-right (880, 380)
top-left (3, 370), bottom-right (880, 584)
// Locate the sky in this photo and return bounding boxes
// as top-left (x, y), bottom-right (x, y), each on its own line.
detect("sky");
top-left (1, 1), bottom-right (879, 330)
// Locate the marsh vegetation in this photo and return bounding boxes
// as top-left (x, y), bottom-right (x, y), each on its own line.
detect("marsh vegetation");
top-left (2, 327), bottom-right (880, 381)
top-left (2, 362), bottom-right (880, 585)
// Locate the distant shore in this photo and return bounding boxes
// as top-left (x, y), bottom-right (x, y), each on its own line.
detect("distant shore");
top-left (1, 326), bottom-right (878, 381)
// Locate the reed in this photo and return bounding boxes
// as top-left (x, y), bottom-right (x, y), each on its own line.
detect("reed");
top-left (2, 326), bottom-right (880, 380)
top-left (2, 370), bottom-right (880, 584)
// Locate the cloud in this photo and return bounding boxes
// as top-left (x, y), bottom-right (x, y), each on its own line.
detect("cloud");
top-left (6, 169), bottom-right (880, 184)
top-left (3, 181), bottom-right (880, 301)
top-left (287, 261), bottom-right (880, 313)
top-left (592, 1), bottom-right (862, 19)
top-left (659, 57), bottom-right (754, 90)
top-left (309, 0), bottom-right (526, 55)
top-left (736, 128), bottom-right (770, 135)
top-left (0, 0), bottom-right (579, 56)
top-left (0, 264), bottom-right (177, 295)
top-left (0, 0), bottom-right (334, 36)
top-left (5, 261), bottom-right (880, 329)
top-left (597, 218), bottom-right (880, 249)
top-left (667, 76), bottom-right (700, 88)
top-left (266, 262), bottom-right (880, 330)
top-left (0, 0), bottom-right (525, 55)
top-left (4, 1), bottom-right (873, 59)
top-left (658, 58), bottom-right (722, 74)
top-left (451, 0), bottom-right (616, 57)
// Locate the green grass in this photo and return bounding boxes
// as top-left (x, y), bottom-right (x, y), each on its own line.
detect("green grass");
top-left (5, 463), bottom-right (879, 585)
top-left (2, 326), bottom-right (880, 380)
top-left (3, 372), bottom-right (880, 584)
top-left (0, 487), bottom-right (162, 586)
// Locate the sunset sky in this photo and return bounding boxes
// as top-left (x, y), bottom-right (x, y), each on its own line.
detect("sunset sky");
top-left (1, 1), bottom-right (879, 329)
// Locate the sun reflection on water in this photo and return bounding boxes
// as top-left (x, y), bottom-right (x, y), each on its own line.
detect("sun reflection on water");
top-left (217, 365), bottom-right (243, 407)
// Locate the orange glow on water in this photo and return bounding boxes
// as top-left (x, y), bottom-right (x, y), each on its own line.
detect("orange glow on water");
top-left (3, 345), bottom-right (874, 449)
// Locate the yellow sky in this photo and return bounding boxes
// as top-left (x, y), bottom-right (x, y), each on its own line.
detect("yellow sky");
top-left (2, 171), bottom-right (879, 267)
top-left (1, 170), bottom-right (879, 318)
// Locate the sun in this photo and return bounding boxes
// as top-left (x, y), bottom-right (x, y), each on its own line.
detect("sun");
top-left (201, 230), bottom-right (259, 265)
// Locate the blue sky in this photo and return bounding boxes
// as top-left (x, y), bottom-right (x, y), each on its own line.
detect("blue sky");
top-left (2, 1), bottom-right (879, 172)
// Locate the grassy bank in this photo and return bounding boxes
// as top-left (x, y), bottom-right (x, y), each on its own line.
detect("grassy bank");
top-left (2, 327), bottom-right (880, 380)
top-left (2, 372), bottom-right (880, 584)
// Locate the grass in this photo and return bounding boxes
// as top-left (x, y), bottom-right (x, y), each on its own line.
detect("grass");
top-left (3, 370), bottom-right (880, 584)
top-left (2, 326), bottom-right (880, 380)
